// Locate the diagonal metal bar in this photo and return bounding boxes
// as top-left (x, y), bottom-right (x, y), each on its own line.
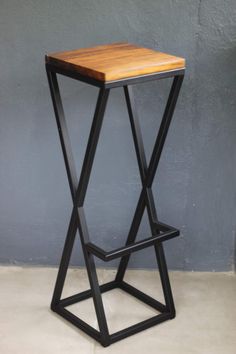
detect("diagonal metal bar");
top-left (46, 69), bottom-right (78, 202)
top-left (73, 86), bottom-right (110, 342)
top-left (149, 75), bottom-right (184, 313)
top-left (72, 87), bottom-right (110, 340)
top-left (123, 85), bottom-right (159, 227)
top-left (76, 207), bottom-right (110, 341)
top-left (115, 76), bottom-right (184, 291)
top-left (47, 67), bottom-right (110, 343)
top-left (122, 84), bottom-right (179, 314)
top-left (154, 242), bottom-right (175, 314)
top-left (146, 75), bottom-right (184, 188)
top-left (75, 88), bottom-right (110, 207)
top-left (50, 208), bottom-right (77, 308)
top-left (47, 69), bottom-right (79, 307)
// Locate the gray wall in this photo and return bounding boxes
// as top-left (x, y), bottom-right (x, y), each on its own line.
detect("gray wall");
top-left (0, 1), bottom-right (236, 271)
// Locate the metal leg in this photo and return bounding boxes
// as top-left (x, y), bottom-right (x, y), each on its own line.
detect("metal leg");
top-left (47, 68), bottom-right (110, 345)
top-left (46, 64), bottom-right (184, 346)
top-left (51, 209), bottom-right (77, 309)
top-left (115, 77), bottom-right (184, 317)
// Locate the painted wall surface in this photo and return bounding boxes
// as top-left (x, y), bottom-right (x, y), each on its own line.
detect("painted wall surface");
top-left (0, 1), bottom-right (235, 270)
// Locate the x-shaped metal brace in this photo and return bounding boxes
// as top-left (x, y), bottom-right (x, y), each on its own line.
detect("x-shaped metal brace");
top-left (46, 66), bottom-right (184, 347)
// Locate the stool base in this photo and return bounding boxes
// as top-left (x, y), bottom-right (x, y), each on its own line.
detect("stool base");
top-left (52, 279), bottom-right (175, 347)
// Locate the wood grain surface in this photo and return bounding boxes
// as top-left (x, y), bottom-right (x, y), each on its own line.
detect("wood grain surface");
top-left (46, 42), bottom-right (185, 82)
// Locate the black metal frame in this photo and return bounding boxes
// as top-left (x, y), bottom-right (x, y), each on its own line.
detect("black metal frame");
top-left (46, 62), bottom-right (184, 347)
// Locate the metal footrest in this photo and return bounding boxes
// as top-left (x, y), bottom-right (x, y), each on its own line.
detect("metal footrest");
top-left (53, 280), bottom-right (174, 347)
top-left (85, 222), bottom-right (179, 262)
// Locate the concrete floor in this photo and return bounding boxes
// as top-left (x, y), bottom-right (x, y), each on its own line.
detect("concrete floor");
top-left (0, 267), bottom-right (235, 353)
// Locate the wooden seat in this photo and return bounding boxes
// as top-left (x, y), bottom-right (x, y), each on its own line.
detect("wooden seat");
top-left (46, 42), bottom-right (185, 82)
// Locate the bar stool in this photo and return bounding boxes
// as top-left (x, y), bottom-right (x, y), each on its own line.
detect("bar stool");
top-left (45, 42), bottom-right (185, 347)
